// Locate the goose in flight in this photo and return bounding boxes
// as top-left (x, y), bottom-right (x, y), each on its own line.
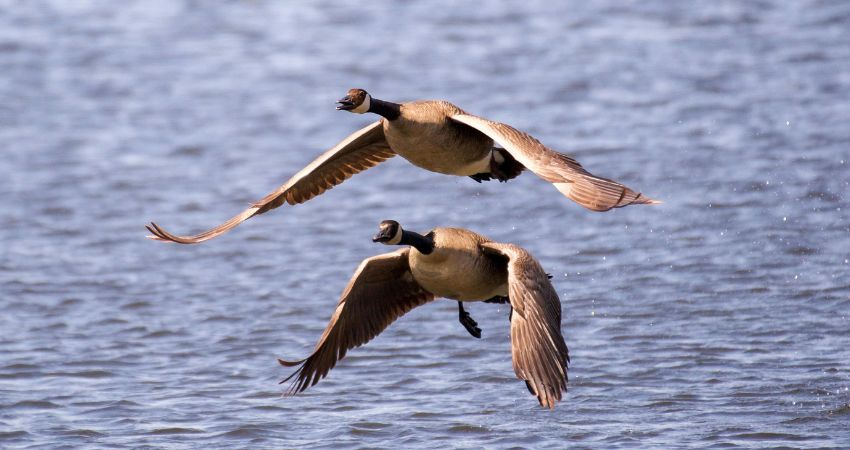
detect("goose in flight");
top-left (278, 220), bottom-right (570, 409)
top-left (146, 89), bottom-right (658, 244)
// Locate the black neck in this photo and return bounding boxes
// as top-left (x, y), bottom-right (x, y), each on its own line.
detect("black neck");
top-left (368, 98), bottom-right (401, 120)
top-left (400, 230), bottom-right (434, 254)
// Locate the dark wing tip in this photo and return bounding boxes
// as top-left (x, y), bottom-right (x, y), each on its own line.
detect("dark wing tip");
top-left (145, 224), bottom-right (159, 240)
top-left (144, 221), bottom-right (190, 244)
top-left (144, 221), bottom-right (215, 244)
top-left (145, 222), bottom-right (172, 242)
top-left (278, 357), bottom-right (316, 399)
top-left (277, 357), bottom-right (305, 367)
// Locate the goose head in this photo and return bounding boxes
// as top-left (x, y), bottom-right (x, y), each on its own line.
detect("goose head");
top-left (336, 88), bottom-right (371, 114)
top-left (372, 220), bottom-right (402, 245)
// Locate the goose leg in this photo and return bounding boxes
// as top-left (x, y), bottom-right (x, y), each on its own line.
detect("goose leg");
top-left (457, 301), bottom-right (481, 339)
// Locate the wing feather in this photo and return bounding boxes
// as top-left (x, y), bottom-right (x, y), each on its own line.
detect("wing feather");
top-left (481, 242), bottom-right (569, 409)
top-left (278, 249), bottom-right (435, 395)
top-left (451, 114), bottom-right (658, 212)
top-left (147, 120), bottom-right (394, 244)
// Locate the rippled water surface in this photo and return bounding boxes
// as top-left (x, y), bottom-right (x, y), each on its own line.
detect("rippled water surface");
top-left (2, 1), bottom-right (849, 448)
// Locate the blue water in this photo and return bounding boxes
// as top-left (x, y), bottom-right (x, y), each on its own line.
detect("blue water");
top-left (1, 1), bottom-right (849, 448)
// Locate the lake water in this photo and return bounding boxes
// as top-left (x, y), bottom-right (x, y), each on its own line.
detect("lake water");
top-left (1, 1), bottom-right (849, 448)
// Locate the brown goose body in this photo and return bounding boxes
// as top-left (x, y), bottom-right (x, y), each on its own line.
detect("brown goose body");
top-left (146, 88), bottom-right (659, 244)
top-left (278, 221), bottom-right (570, 409)
top-left (408, 227), bottom-right (507, 301)
top-left (384, 100), bottom-right (494, 175)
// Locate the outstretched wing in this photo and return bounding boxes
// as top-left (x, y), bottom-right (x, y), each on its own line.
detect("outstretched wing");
top-left (451, 114), bottom-right (658, 211)
top-left (146, 120), bottom-right (394, 244)
top-left (481, 242), bottom-right (569, 409)
top-left (278, 248), bottom-right (435, 395)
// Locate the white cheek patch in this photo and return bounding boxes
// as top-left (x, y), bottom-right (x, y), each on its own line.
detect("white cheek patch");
top-left (352, 94), bottom-right (371, 114)
top-left (388, 226), bottom-right (402, 244)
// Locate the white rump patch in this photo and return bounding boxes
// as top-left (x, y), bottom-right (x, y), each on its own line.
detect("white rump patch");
top-left (352, 94), bottom-right (371, 114)
top-left (554, 182), bottom-right (573, 197)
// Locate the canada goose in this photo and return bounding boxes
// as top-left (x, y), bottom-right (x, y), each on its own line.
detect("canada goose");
top-left (278, 220), bottom-right (569, 409)
top-left (146, 89), bottom-right (659, 244)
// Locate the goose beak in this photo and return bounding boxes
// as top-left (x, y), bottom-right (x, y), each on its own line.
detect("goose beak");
top-left (372, 229), bottom-right (393, 243)
top-left (336, 96), bottom-right (356, 111)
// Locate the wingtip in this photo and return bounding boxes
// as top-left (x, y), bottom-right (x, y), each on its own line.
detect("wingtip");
top-left (635, 195), bottom-right (662, 206)
top-left (145, 224), bottom-right (158, 240)
top-left (277, 357), bottom-right (304, 367)
top-left (145, 222), bottom-right (170, 242)
top-left (540, 395), bottom-right (559, 410)
top-left (145, 221), bottom-right (199, 244)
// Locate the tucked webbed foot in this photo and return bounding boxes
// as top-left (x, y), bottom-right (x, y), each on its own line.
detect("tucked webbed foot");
top-left (490, 148), bottom-right (525, 182)
top-left (490, 159), bottom-right (510, 182)
top-left (457, 302), bottom-right (481, 338)
top-left (469, 173), bottom-right (492, 183)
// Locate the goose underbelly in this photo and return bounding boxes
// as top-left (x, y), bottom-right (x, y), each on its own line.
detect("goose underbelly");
top-left (384, 125), bottom-right (494, 176)
top-left (396, 145), bottom-right (492, 176)
top-left (409, 254), bottom-right (508, 301)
